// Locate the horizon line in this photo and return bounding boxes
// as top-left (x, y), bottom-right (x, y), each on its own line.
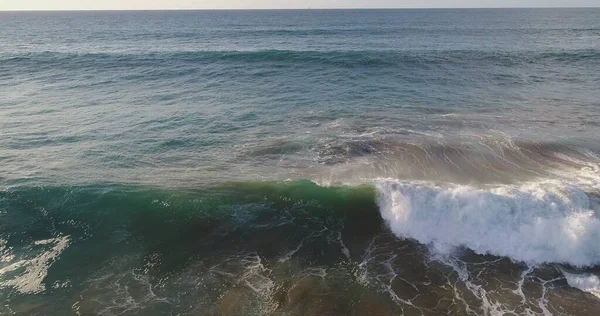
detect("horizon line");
top-left (1, 6), bottom-right (599, 12)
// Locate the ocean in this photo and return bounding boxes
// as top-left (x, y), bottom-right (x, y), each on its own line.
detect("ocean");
top-left (1, 8), bottom-right (600, 315)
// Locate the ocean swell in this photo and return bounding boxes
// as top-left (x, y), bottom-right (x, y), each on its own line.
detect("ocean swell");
top-left (2, 49), bottom-right (599, 69)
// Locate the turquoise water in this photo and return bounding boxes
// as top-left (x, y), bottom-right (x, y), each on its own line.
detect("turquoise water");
top-left (1, 9), bottom-right (600, 315)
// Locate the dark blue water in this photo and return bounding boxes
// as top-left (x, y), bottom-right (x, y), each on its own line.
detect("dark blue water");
top-left (1, 9), bottom-right (600, 315)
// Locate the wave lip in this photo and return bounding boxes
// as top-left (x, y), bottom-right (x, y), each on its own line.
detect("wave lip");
top-left (376, 179), bottom-right (600, 267)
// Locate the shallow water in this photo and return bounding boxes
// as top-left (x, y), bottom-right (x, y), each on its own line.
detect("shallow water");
top-left (1, 8), bottom-right (600, 315)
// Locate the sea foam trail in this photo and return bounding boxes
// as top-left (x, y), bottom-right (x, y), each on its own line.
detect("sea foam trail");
top-left (375, 180), bottom-right (600, 267)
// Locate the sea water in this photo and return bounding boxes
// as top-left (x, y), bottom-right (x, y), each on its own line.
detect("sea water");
top-left (1, 9), bottom-right (600, 315)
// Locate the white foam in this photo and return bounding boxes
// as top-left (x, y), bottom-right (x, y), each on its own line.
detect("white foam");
top-left (81, 259), bottom-right (168, 316)
top-left (0, 236), bottom-right (69, 294)
top-left (550, 153), bottom-right (600, 192)
top-left (0, 239), bottom-right (15, 263)
top-left (376, 179), bottom-right (600, 267)
top-left (563, 272), bottom-right (600, 298)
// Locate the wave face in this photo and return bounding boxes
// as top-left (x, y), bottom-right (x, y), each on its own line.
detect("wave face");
top-left (1, 181), bottom-right (600, 315)
top-left (376, 180), bottom-right (600, 266)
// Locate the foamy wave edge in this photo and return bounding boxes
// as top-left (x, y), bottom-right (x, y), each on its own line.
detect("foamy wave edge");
top-left (375, 179), bottom-right (600, 267)
top-left (563, 272), bottom-right (600, 298)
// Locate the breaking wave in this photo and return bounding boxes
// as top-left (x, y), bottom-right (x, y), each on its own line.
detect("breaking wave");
top-left (376, 179), bottom-right (600, 267)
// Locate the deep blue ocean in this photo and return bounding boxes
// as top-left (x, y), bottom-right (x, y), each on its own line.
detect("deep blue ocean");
top-left (1, 9), bottom-right (600, 315)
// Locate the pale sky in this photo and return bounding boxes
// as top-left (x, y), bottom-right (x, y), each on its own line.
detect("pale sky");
top-left (0, 0), bottom-right (598, 11)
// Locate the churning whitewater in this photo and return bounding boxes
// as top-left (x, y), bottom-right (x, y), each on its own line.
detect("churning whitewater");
top-left (376, 179), bottom-right (600, 267)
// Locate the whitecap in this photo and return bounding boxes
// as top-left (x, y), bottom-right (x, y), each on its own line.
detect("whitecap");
top-left (376, 179), bottom-right (600, 267)
top-left (563, 271), bottom-right (600, 298)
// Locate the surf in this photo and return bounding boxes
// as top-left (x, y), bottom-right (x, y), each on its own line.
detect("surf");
top-left (376, 179), bottom-right (600, 267)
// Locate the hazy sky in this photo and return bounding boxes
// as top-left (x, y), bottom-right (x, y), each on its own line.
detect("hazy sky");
top-left (1, 0), bottom-right (599, 11)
